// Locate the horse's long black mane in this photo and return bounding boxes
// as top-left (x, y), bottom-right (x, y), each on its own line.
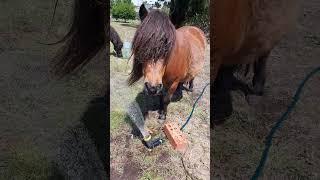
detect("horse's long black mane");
top-left (128, 10), bottom-right (176, 86)
top-left (51, 0), bottom-right (108, 77)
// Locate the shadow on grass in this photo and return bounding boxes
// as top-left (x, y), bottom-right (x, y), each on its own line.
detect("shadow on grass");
top-left (80, 95), bottom-right (107, 171)
top-left (3, 144), bottom-right (65, 180)
top-left (125, 86), bottom-right (184, 138)
top-left (56, 95), bottom-right (107, 178)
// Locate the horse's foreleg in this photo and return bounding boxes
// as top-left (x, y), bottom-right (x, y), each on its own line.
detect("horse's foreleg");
top-left (252, 52), bottom-right (269, 96)
top-left (172, 82), bottom-right (184, 101)
top-left (158, 81), bottom-right (180, 120)
top-left (158, 95), bottom-right (166, 120)
top-left (213, 65), bottom-right (234, 124)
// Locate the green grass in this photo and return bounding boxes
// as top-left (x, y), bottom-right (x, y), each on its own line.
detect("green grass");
top-left (139, 171), bottom-right (164, 180)
top-left (110, 54), bottom-right (131, 73)
top-left (142, 155), bottom-right (156, 166)
top-left (110, 110), bottom-right (129, 132)
top-left (3, 144), bottom-right (57, 180)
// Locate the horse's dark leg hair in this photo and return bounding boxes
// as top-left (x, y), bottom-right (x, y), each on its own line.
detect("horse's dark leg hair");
top-left (182, 79), bottom-right (194, 92)
top-left (158, 81), bottom-right (180, 120)
top-left (189, 78), bottom-right (194, 92)
top-left (230, 76), bottom-right (254, 96)
top-left (213, 65), bottom-right (235, 124)
top-left (171, 82), bottom-right (183, 101)
top-left (158, 93), bottom-right (170, 120)
top-left (158, 94), bottom-right (166, 120)
top-left (252, 52), bottom-right (269, 96)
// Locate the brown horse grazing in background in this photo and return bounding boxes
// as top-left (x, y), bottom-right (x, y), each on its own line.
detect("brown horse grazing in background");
top-left (110, 26), bottom-right (123, 58)
top-left (128, 9), bottom-right (206, 120)
top-left (212, 0), bottom-right (299, 124)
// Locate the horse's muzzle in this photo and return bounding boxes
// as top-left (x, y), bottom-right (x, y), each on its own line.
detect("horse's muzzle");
top-left (116, 51), bottom-right (123, 58)
top-left (144, 82), bottom-right (163, 96)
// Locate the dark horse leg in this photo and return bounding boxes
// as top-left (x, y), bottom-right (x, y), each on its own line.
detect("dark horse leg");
top-left (252, 52), bottom-right (269, 96)
top-left (158, 81), bottom-right (180, 120)
top-left (213, 65), bottom-right (235, 124)
top-left (158, 95), bottom-right (166, 120)
top-left (189, 78), bottom-right (194, 92)
top-left (171, 82), bottom-right (184, 102)
top-left (182, 78), bottom-right (194, 92)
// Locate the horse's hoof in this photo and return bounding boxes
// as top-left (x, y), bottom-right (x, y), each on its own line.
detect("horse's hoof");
top-left (184, 87), bottom-right (193, 92)
top-left (171, 93), bottom-right (183, 102)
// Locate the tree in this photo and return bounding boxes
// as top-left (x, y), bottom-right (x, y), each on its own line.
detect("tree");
top-left (112, 1), bottom-right (136, 22)
top-left (169, 0), bottom-right (191, 28)
top-left (155, 2), bottom-right (161, 8)
top-left (161, 1), bottom-right (170, 15)
top-left (169, 0), bottom-right (208, 28)
top-left (110, 0), bottom-right (115, 7)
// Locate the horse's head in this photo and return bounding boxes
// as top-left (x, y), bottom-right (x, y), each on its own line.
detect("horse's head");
top-left (128, 9), bottom-right (176, 95)
top-left (142, 59), bottom-right (166, 95)
top-left (114, 46), bottom-right (123, 57)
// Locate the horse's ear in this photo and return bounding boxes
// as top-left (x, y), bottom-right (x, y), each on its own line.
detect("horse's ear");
top-left (139, 4), bottom-right (148, 21)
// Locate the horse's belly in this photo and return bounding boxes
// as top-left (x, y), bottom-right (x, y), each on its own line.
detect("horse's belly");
top-left (185, 51), bottom-right (205, 81)
top-left (222, 51), bottom-right (259, 65)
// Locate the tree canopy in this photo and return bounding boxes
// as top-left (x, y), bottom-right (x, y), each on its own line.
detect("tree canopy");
top-left (111, 0), bottom-right (136, 22)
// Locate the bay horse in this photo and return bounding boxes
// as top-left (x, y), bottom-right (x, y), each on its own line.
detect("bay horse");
top-left (110, 26), bottom-right (123, 58)
top-left (212, 0), bottom-right (299, 124)
top-left (128, 8), bottom-right (206, 120)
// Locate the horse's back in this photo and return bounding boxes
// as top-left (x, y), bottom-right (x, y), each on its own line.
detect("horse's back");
top-left (178, 26), bottom-right (206, 49)
top-left (177, 26), bottom-right (206, 81)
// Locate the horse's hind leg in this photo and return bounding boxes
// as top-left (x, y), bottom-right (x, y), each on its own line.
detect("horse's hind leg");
top-left (188, 78), bottom-right (194, 92)
top-left (252, 52), bottom-right (269, 96)
top-left (213, 65), bottom-right (235, 124)
top-left (182, 79), bottom-right (194, 92)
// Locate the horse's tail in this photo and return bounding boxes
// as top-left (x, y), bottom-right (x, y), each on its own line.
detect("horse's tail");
top-left (51, 0), bottom-right (108, 77)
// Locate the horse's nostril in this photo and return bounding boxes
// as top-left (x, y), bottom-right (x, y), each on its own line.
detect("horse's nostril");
top-left (149, 87), bottom-right (157, 94)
